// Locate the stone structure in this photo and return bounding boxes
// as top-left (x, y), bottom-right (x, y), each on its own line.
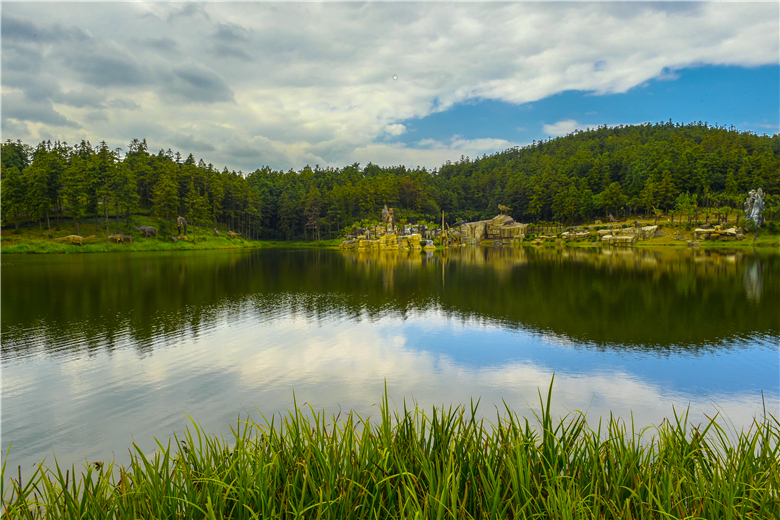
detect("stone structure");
top-left (744, 188), bottom-right (765, 227)
top-left (601, 235), bottom-right (636, 246)
top-left (560, 231), bottom-right (591, 241)
top-left (177, 216), bottom-right (188, 238)
top-left (693, 227), bottom-right (742, 241)
top-left (597, 225), bottom-right (659, 246)
top-left (461, 214), bottom-right (527, 242)
top-left (381, 205), bottom-right (395, 231)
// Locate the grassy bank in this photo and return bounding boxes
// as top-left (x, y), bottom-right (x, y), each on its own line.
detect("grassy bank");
top-left (3, 382), bottom-right (778, 519)
top-left (0, 218), bottom-right (263, 255)
top-left (520, 225), bottom-right (779, 249)
top-left (0, 219), bottom-right (348, 254)
top-left (0, 235), bottom-right (260, 254)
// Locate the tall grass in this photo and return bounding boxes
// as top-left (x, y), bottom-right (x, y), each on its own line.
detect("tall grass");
top-left (3, 381), bottom-right (778, 519)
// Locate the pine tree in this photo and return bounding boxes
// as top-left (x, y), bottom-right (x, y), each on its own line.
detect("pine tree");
top-left (152, 164), bottom-right (180, 235)
top-left (61, 156), bottom-right (90, 234)
top-left (1, 166), bottom-right (27, 229)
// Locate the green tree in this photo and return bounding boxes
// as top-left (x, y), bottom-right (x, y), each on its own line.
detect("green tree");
top-left (114, 162), bottom-right (140, 233)
top-left (152, 164), bottom-right (180, 234)
top-left (189, 188), bottom-right (211, 243)
top-left (598, 182), bottom-right (627, 218)
top-left (24, 163), bottom-right (51, 233)
top-left (657, 170), bottom-right (676, 211)
top-left (1, 140), bottom-right (30, 171)
top-left (579, 189), bottom-right (595, 222)
top-left (304, 186), bottom-right (323, 241)
top-left (278, 190), bottom-right (300, 240)
top-left (61, 156), bottom-right (91, 235)
top-left (561, 185), bottom-right (580, 224)
top-left (1, 166), bottom-right (27, 229)
top-left (639, 180), bottom-right (657, 217)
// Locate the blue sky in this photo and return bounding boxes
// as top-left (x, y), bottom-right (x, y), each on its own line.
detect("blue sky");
top-left (2, 2), bottom-right (779, 171)
top-left (394, 65), bottom-right (780, 150)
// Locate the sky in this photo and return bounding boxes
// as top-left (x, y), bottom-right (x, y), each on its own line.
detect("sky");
top-left (2, 2), bottom-right (778, 173)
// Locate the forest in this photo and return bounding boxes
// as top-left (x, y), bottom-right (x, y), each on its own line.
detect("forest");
top-left (2, 120), bottom-right (779, 241)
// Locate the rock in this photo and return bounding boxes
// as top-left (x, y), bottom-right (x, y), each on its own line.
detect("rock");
top-left (640, 225), bottom-right (658, 239)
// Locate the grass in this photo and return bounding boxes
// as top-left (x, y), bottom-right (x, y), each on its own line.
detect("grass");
top-left (0, 235), bottom-right (260, 254)
top-left (3, 380), bottom-right (778, 519)
top-left (4, 215), bottom-right (778, 255)
top-left (0, 218), bottom-right (346, 254)
top-left (1, 218), bottom-right (262, 254)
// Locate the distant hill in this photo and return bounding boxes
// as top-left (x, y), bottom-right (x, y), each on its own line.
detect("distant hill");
top-left (432, 121), bottom-right (779, 224)
top-left (2, 121), bottom-right (778, 240)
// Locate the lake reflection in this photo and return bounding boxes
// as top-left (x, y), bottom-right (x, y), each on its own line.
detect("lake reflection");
top-left (2, 247), bottom-right (778, 478)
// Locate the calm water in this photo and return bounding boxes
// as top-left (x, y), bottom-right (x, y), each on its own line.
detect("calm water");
top-left (2, 246), bottom-right (779, 478)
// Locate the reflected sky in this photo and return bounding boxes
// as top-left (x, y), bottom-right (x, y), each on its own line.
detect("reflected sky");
top-left (2, 247), bottom-right (778, 480)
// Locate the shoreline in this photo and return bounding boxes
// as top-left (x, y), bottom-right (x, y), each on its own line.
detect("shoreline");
top-left (2, 235), bottom-right (777, 254)
top-left (1, 222), bottom-right (777, 255)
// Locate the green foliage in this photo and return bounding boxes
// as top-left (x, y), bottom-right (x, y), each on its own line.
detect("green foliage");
top-left (0, 165), bottom-right (27, 229)
top-left (3, 123), bottom-right (779, 241)
top-left (738, 217), bottom-right (758, 233)
top-left (3, 380), bottom-right (778, 519)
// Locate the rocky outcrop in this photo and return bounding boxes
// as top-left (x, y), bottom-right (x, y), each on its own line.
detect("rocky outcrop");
top-left (694, 227), bottom-right (742, 241)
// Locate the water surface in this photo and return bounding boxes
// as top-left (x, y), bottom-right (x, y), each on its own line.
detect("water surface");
top-left (2, 246), bottom-right (778, 477)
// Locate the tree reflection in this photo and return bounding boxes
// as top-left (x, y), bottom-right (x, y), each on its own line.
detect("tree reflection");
top-left (2, 247), bottom-right (777, 361)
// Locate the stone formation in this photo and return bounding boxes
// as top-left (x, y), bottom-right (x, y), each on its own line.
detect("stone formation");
top-left (744, 188), bottom-right (765, 227)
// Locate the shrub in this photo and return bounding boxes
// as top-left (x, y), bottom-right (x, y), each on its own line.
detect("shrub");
top-left (738, 217), bottom-right (758, 233)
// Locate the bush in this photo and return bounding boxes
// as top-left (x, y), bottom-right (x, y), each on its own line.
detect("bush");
top-left (737, 217), bottom-right (758, 233)
top-left (765, 220), bottom-right (778, 234)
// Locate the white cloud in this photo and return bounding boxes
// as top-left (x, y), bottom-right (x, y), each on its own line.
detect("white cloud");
top-left (2, 2), bottom-right (778, 170)
top-left (384, 123), bottom-right (406, 136)
top-left (543, 119), bottom-right (581, 136)
top-left (351, 137), bottom-right (521, 168)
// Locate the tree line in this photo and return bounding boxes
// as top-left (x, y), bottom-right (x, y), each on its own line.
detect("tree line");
top-left (2, 121), bottom-right (779, 240)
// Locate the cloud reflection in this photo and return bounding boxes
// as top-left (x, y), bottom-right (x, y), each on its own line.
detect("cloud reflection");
top-left (229, 313), bottom-right (777, 430)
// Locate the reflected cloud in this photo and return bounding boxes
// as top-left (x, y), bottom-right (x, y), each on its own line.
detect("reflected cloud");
top-left (2, 248), bottom-right (778, 483)
top-left (228, 315), bottom-right (777, 431)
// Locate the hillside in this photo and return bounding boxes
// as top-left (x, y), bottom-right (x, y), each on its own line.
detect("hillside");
top-left (2, 121), bottom-right (778, 241)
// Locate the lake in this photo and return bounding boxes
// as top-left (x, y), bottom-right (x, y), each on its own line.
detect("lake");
top-left (2, 246), bottom-right (778, 478)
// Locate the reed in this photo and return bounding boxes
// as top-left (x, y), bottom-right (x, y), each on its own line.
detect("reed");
top-left (3, 381), bottom-right (778, 519)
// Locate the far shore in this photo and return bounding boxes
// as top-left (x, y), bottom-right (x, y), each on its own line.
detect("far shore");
top-left (1, 219), bottom-right (777, 254)
top-left (3, 234), bottom-right (777, 255)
